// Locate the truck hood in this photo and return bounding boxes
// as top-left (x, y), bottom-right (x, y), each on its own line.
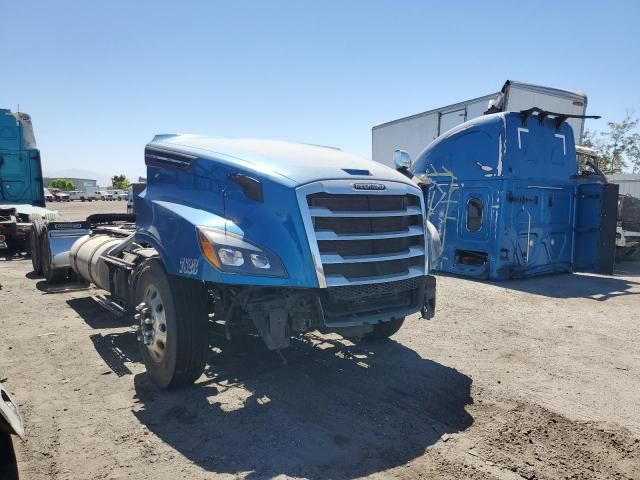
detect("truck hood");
top-left (0, 203), bottom-right (59, 220)
top-left (149, 135), bottom-right (414, 187)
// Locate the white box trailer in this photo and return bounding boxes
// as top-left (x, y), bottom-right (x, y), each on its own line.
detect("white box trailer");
top-left (372, 80), bottom-right (588, 168)
top-left (607, 174), bottom-right (640, 199)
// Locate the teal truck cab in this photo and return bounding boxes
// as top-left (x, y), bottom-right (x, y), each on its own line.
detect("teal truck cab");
top-left (0, 108), bottom-right (57, 251)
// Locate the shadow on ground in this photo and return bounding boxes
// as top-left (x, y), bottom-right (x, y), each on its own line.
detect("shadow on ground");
top-left (62, 277), bottom-right (473, 478)
top-left (613, 260), bottom-right (640, 278)
top-left (66, 296), bottom-right (130, 328)
top-left (501, 267), bottom-right (640, 301)
top-left (129, 332), bottom-right (473, 479)
top-left (89, 331), bottom-right (140, 376)
top-left (439, 261), bottom-right (640, 301)
top-left (34, 280), bottom-right (91, 294)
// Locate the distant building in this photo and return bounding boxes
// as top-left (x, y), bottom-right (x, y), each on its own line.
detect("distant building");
top-left (607, 174), bottom-right (640, 198)
top-left (43, 177), bottom-right (97, 189)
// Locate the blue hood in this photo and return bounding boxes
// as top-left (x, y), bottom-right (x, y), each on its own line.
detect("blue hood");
top-left (148, 135), bottom-right (414, 187)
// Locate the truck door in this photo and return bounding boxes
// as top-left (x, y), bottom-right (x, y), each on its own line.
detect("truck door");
top-left (0, 150), bottom-right (33, 203)
top-left (573, 182), bottom-right (619, 274)
top-left (509, 188), bottom-right (543, 272)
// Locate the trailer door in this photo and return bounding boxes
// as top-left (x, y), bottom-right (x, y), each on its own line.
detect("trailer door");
top-left (439, 109), bottom-right (466, 135)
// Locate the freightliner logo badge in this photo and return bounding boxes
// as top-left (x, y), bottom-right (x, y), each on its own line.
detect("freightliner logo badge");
top-left (353, 183), bottom-right (386, 191)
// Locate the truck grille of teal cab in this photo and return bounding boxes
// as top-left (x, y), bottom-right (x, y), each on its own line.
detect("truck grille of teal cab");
top-left (296, 180), bottom-right (427, 289)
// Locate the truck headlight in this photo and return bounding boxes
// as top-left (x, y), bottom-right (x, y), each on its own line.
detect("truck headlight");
top-left (218, 248), bottom-right (245, 266)
top-left (197, 226), bottom-right (287, 277)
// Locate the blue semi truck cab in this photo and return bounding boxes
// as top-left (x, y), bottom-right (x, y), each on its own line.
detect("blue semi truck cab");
top-left (37, 135), bottom-right (437, 389)
top-left (404, 109), bottom-right (618, 280)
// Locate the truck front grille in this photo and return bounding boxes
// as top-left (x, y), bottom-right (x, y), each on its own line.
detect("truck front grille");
top-left (298, 182), bottom-right (427, 287)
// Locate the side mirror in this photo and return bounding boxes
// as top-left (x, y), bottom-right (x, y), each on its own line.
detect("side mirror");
top-left (393, 149), bottom-right (412, 170)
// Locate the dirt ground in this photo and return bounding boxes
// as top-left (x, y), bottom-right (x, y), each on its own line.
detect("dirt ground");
top-left (1, 200), bottom-right (639, 479)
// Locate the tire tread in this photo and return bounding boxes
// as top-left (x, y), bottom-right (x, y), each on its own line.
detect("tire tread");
top-left (168, 275), bottom-right (209, 388)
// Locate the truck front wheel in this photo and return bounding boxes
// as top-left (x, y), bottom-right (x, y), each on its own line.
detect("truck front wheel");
top-left (134, 259), bottom-right (209, 389)
top-left (363, 318), bottom-right (405, 341)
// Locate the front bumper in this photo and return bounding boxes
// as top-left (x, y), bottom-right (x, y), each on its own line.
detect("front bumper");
top-left (319, 274), bottom-right (436, 327)
top-left (216, 274), bottom-right (437, 350)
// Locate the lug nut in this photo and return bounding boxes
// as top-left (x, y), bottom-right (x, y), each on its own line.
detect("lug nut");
top-left (144, 317), bottom-right (154, 325)
top-left (134, 313), bottom-right (141, 321)
top-left (135, 303), bottom-right (146, 312)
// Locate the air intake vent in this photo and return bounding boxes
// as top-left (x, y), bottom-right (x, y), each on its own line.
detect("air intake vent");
top-left (342, 168), bottom-right (371, 176)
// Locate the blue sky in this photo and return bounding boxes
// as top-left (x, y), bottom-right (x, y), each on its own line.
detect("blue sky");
top-left (2, 0), bottom-right (639, 181)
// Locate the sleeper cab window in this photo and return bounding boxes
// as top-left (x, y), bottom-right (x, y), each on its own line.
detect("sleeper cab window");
top-left (466, 197), bottom-right (483, 232)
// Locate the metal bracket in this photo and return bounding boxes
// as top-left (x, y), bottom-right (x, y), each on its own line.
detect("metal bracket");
top-left (247, 307), bottom-right (290, 350)
top-left (519, 107), bottom-right (600, 131)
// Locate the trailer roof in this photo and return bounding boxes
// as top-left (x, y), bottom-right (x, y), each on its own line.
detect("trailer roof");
top-left (504, 80), bottom-right (586, 101)
top-left (372, 80), bottom-right (586, 131)
top-left (372, 93), bottom-right (497, 130)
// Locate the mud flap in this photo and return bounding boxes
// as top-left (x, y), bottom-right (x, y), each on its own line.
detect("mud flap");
top-left (421, 275), bottom-right (437, 319)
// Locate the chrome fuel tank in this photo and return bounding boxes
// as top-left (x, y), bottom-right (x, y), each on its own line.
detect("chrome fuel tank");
top-left (69, 235), bottom-right (123, 291)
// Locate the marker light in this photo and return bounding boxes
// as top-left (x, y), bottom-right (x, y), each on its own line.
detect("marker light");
top-left (197, 229), bottom-right (221, 269)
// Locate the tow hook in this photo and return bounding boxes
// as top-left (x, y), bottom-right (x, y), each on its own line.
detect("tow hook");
top-left (421, 276), bottom-right (437, 319)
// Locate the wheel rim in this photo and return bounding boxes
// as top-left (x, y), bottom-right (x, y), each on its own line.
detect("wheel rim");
top-left (138, 285), bottom-right (168, 362)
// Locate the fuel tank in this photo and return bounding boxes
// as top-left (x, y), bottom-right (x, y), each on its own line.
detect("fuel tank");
top-left (69, 235), bottom-right (124, 291)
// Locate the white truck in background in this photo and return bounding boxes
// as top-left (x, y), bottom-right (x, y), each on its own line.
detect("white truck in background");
top-left (68, 185), bottom-right (99, 202)
top-left (372, 80), bottom-right (589, 167)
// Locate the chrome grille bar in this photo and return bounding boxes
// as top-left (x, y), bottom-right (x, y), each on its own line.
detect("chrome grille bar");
top-left (314, 225), bottom-right (424, 241)
top-left (320, 245), bottom-right (424, 265)
top-left (309, 205), bottom-right (422, 218)
top-left (325, 267), bottom-right (425, 287)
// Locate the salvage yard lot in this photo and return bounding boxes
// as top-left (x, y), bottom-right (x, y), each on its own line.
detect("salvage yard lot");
top-left (1, 201), bottom-right (639, 479)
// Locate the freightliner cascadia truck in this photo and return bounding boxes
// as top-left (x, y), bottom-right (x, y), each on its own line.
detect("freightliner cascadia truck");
top-left (31, 135), bottom-right (438, 389)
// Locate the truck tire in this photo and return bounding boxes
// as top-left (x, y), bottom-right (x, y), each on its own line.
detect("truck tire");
top-left (363, 318), bottom-right (405, 341)
top-left (29, 221), bottom-right (44, 274)
top-left (134, 259), bottom-right (209, 389)
top-left (40, 227), bottom-right (67, 284)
